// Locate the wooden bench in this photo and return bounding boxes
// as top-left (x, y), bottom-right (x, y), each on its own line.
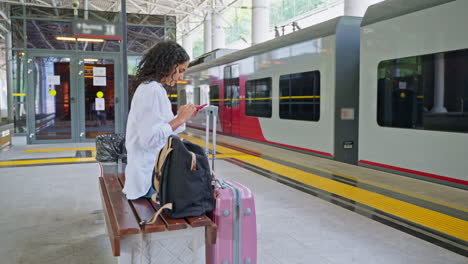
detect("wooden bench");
top-left (98, 163), bottom-right (216, 262)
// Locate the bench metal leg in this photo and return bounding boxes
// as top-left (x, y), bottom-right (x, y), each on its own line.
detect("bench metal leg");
top-left (118, 226), bottom-right (206, 264)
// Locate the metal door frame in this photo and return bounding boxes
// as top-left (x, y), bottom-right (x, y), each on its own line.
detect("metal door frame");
top-left (76, 52), bottom-right (121, 143)
top-left (26, 50), bottom-right (79, 144)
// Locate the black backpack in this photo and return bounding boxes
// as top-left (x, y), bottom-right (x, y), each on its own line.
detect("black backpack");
top-left (141, 135), bottom-right (214, 224)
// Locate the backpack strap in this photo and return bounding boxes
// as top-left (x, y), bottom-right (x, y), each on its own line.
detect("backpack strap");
top-left (139, 203), bottom-right (173, 225)
top-left (153, 137), bottom-right (174, 195)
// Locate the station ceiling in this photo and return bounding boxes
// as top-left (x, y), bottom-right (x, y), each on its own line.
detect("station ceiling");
top-left (0, 0), bottom-right (241, 38)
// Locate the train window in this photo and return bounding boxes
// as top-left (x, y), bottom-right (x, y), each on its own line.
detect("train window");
top-left (246, 78), bottom-right (272, 118)
top-left (377, 48), bottom-right (468, 133)
top-left (194, 87), bottom-right (201, 105)
top-left (210, 85), bottom-right (219, 107)
top-left (279, 71), bottom-right (320, 121)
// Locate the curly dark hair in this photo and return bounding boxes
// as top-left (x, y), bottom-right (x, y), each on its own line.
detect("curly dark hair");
top-left (130, 40), bottom-right (189, 100)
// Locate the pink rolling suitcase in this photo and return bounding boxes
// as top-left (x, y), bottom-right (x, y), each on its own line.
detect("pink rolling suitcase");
top-left (203, 106), bottom-right (257, 264)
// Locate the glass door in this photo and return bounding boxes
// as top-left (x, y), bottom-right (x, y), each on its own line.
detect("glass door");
top-left (77, 54), bottom-right (119, 142)
top-left (27, 54), bottom-right (77, 143)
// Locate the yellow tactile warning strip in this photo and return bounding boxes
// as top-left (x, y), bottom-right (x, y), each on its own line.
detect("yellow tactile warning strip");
top-left (0, 157), bottom-right (96, 166)
top-left (186, 134), bottom-right (468, 214)
top-left (181, 134), bottom-right (468, 242)
top-left (226, 143), bottom-right (468, 214)
top-left (24, 147), bottom-right (96, 152)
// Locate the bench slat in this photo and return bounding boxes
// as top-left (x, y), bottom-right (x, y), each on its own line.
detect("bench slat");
top-left (99, 177), bottom-right (121, 256)
top-left (131, 199), bottom-right (166, 233)
top-left (187, 215), bottom-right (213, 228)
top-left (149, 200), bottom-right (189, 231)
top-left (102, 172), bottom-right (141, 235)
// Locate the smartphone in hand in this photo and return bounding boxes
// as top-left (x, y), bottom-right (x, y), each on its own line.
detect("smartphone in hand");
top-left (196, 104), bottom-right (208, 111)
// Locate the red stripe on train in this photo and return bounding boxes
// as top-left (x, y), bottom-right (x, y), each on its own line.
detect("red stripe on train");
top-left (358, 160), bottom-right (468, 186)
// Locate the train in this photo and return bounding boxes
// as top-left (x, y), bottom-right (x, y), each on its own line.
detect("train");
top-left (177, 0), bottom-right (468, 190)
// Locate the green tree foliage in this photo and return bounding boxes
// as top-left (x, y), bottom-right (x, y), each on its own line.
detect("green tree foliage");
top-left (270, 0), bottom-right (333, 26)
top-left (224, 0), bottom-right (252, 46)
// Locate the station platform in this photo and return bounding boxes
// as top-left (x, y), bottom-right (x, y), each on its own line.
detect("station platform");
top-left (0, 132), bottom-right (466, 264)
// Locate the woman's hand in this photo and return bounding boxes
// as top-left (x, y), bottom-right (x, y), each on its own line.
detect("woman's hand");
top-left (177, 104), bottom-right (198, 122)
top-left (169, 104), bottom-right (197, 131)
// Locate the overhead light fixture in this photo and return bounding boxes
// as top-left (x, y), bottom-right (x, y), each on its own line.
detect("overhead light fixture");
top-left (77, 38), bottom-right (104, 42)
top-left (84, 58), bottom-right (98, 62)
top-left (56, 37), bottom-right (105, 43)
top-left (56, 37), bottom-right (76, 41)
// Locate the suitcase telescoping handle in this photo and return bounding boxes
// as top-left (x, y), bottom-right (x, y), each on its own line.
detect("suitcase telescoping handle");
top-left (204, 105), bottom-right (218, 171)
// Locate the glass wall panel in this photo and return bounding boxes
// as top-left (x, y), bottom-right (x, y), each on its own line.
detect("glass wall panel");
top-left (128, 13), bottom-right (164, 25)
top-left (79, 10), bottom-right (120, 22)
top-left (78, 40), bottom-right (120, 52)
top-left (165, 28), bottom-right (176, 40)
top-left (165, 16), bottom-right (176, 27)
top-left (26, 6), bottom-right (75, 19)
top-left (11, 5), bottom-right (24, 17)
top-left (127, 26), bottom-right (164, 53)
top-left (11, 19), bottom-right (24, 49)
top-left (32, 57), bottom-right (72, 140)
top-left (12, 51), bottom-right (27, 133)
top-left (83, 59), bottom-right (115, 138)
top-left (27, 20), bottom-right (74, 50)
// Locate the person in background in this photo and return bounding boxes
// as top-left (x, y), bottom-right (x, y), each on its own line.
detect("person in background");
top-left (123, 41), bottom-right (197, 200)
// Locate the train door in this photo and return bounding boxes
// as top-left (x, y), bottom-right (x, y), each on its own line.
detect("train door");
top-left (223, 65), bottom-right (240, 136)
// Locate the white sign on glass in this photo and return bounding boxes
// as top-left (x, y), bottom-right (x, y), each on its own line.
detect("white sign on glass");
top-left (46, 75), bottom-right (61, 85)
top-left (95, 98), bottom-right (105, 111)
top-left (93, 67), bottom-right (106, 76)
top-left (93, 76), bottom-right (107, 86)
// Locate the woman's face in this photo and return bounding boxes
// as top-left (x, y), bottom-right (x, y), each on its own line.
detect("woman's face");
top-left (163, 61), bottom-right (189, 87)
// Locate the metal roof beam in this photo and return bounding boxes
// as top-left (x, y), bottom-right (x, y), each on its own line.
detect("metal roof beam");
top-left (168, 0), bottom-right (196, 9)
top-left (0, 10), bottom-right (10, 25)
top-left (138, 0), bottom-right (203, 17)
top-left (89, 2), bottom-right (105, 11)
top-left (34, 0), bottom-right (53, 7)
top-left (128, 0), bottom-right (147, 13)
top-left (177, 0), bottom-right (210, 25)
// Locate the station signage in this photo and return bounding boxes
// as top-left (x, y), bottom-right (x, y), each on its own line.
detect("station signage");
top-left (73, 20), bottom-right (122, 40)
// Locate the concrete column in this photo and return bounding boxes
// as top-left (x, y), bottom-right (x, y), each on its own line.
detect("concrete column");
top-left (431, 53), bottom-right (447, 113)
top-left (212, 11), bottom-right (225, 50)
top-left (252, 0), bottom-right (269, 45)
top-left (344, 0), bottom-right (382, 17)
top-left (182, 30), bottom-right (193, 61)
top-left (204, 12), bottom-right (212, 53)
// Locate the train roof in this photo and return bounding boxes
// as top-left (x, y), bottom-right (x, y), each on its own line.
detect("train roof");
top-left (186, 16), bottom-right (360, 74)
top-left (361, 0), bottom-right (455, 27)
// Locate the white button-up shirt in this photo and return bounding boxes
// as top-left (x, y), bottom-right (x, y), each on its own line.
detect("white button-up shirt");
top-left (123, 81), bottom-right (185, 200)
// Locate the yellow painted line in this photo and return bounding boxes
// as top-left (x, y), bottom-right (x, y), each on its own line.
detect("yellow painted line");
top-left (0, 157), bottom-right (96, 166)
top-left (13, 93), bottom-right (27, 97)
top-left (236, 156), bottom-right (468, 241)
top-left (182, 134), bottom-right (468, 241)
top-left (24, 147), bottom-right (96, 153)
top-left (210, 154), bottom-right (252, 159)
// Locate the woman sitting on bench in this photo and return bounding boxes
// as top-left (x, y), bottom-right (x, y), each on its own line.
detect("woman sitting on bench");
top-left (123, 41), bottom-right (198, 200)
